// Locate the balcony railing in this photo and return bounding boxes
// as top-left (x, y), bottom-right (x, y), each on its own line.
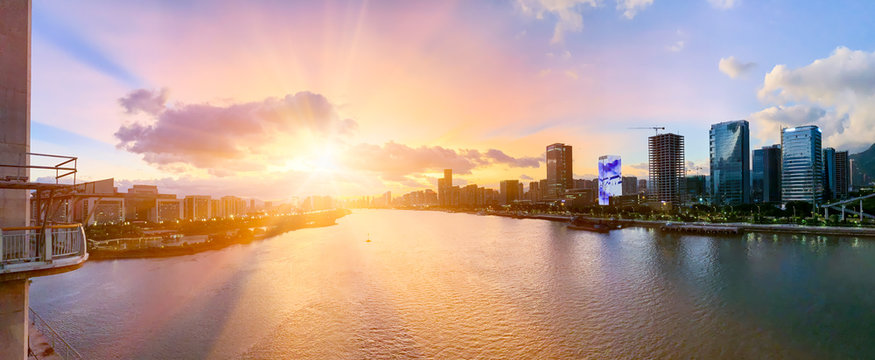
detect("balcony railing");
top-left (0, 224), bottom-right (88, 274)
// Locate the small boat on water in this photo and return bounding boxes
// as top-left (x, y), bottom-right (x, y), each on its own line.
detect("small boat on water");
top-left (567, 216), bottom-right (612, 233)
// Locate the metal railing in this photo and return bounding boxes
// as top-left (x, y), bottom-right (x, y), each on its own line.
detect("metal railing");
top-left (29, 307), bottom-right (82, 359)
top-left (0, 152), bottom-right (77, 184)
top-left (0, 224), bottom-right (87, 270)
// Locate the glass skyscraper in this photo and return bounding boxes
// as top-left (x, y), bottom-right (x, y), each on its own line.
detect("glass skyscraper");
top-left (752, 148), bottom-right (764, 203)
top-left (781, 126), bottom-right (823, 204)
top-left (759, 145), bottom-right (782, 203)
top-left (709, 120), bottom-right (750, 205)
top-left (823, 147), bottom-right (837, 200)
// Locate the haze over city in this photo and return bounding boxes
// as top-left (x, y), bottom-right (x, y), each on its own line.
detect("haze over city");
top-left (30, 0), bottom-right (875, 200)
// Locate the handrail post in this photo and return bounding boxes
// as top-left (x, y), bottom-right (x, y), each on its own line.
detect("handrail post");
top-left (79, 225), bottom-right (87, 256)
top-left (44, 227), bottom-right (53, 262)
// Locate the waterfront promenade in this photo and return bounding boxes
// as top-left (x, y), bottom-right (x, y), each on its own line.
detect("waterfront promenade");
top-left (466, 210), bottom-right (875, 238)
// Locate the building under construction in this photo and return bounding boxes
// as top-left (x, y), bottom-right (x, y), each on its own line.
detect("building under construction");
top-left (648, 133), bottom-right (686, 205)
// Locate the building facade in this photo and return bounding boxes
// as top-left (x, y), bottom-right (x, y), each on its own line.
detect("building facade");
top-left (752, 148), bottom-right (764, 203)
top-left (835, 151), bottom-right (850, 199)
top-left (546, 143), bottom-right (573, 199)
top-left (648, 133), bottom-right (686, 204)
top-left (760, 145), bottom-right (782, 203)
top-left (781, 126), bottom-right (822, 204)
top-left (622, 176), bottom-right (638, 195)
top-left (184, 195), bottom-right (212, 220)
top-left (709, 120), bottom-right (750, 205)
top-left (500, 180), bottom-right (520, 205)
top-left (823, 147), bottom-right (836, 200)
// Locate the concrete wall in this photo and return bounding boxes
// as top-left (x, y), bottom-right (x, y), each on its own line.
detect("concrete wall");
top-left (0, 0), bottom-right (31, 228)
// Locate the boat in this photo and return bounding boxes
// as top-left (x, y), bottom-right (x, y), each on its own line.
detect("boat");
top-left (567, 223), bottom-right (611, 233)
top-left (567, 216), bottom-right (612, 233)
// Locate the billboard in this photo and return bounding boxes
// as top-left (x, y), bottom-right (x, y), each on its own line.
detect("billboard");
top-left (598, 155), bottom-right (622, 205)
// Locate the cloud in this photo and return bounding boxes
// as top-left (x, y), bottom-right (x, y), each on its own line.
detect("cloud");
top-left (517, 0), bottom-right (654, 42)
top-left (616, 0), bottom-right (654, 19)
top-left (119, 88), bottom-right (168, 115)
top-left (749, 105), bottom-right (848, 145)
top-left (754, 47), bottom-right (875, 151)
top-left (485, 149), bottom-right (541, 167)
top-left (708, 0), bottom-right (738, 10)
top-left (344, 142), bottom-right (541, 180)
top-left (564, 70), bottom-right (579, 79)
top-left (520, 174), bottom-right (534, 180)
top-left (667, 40), bottom-right (685, 52)
top-left (116, 91), bottom-right (357, 174)
top-left (718, 56), bottom-right (756, 78)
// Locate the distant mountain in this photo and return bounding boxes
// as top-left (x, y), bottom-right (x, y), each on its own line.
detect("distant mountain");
top-left (850, 143), bottom-right (875, 181)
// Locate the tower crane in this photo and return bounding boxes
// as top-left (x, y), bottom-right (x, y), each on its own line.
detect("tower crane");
top-left (629, 126), bottom-right (665, 135)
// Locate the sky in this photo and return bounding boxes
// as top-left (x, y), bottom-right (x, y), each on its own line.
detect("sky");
top-left (29, 0), bottom-right (875, 201)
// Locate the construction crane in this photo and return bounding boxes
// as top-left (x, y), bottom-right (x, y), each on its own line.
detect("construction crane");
top-left (629, 126), bottom-right (665, 135)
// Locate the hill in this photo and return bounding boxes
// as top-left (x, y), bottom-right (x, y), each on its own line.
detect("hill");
top-left (850, 143), bottom-right (875, 183)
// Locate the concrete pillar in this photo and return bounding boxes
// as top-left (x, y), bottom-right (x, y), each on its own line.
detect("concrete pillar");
top-left (1, 2), bottom-right (33, 359)
top-left (0, 279), bottom-right (29, 359)
top-left (0, 0), bottom-right (32, 228)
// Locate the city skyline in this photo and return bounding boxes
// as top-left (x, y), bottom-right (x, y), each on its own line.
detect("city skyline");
top-left (28, 1), bottom-right (875, 199)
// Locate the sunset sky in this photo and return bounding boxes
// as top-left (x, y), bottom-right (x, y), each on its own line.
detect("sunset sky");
top-left (30, 0), bottom-right (875, 201)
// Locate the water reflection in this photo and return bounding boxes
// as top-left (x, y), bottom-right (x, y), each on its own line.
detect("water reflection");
top-left (29, 210), bottom-right (875, 359)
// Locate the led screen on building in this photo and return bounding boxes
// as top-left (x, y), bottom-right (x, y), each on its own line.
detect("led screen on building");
top-left (598, 155), bottom-right (622, 205)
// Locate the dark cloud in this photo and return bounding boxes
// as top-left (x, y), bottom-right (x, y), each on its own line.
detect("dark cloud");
top-left (520, 174), bottom-right (534, 180)
top-left (119, 88), bottom-right (168, 115)
top-left (116, 91), bottom-right (357, 173)
top-left (345, 142), bottom-right (542, 180)
top-left (485, 149), bottom-right (541, 167)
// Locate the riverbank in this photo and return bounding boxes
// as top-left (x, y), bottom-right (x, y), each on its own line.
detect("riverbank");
top-left (88, 209), bottom-right (350, 260)
top-left (427, 209), bottom-right (875, 238)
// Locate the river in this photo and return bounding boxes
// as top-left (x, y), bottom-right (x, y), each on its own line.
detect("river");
top-left (30, 209), bottom-right (875, 359)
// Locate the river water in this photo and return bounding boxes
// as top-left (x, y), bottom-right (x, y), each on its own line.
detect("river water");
top-left (30, 210), bottom-right (875, 359)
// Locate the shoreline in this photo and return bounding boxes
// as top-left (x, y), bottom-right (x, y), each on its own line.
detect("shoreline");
top-left (390, 208), bottom-right (875, 238)
top-left (87, 210), bottom-right (349, 261)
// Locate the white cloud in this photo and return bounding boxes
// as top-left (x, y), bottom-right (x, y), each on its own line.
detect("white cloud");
top-left (617, 0), bottom-right (654, 19)
top-left (517, 0), bottom-right (654, 43)
top-left (708, 0), bottom-right (738, 10)
top-left (564, 70), bottom-right (579, 79)
top-left (753, 47), bottom-right (875, 151)
top-left (718, 56), bottom-right (756, 78)
top-left (667, 40), bottom-right (685, 52)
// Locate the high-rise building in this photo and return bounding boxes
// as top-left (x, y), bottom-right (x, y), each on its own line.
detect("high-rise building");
top-left (850, 158), bottom-right (864, 190)
top-left (752, 149), bottom-right (764, 203)
top-left (500, 180), bottom-right (520, 205)
top-left (648, 133), bottom-right (685, 204)
top-left (598, 155), bottom-right (622, 205)
top-left (823, 147), bottom-right (836, 200)
top-left (438, 169), bottom-right (452, 207)
top-left (528, 181), bottom-right (541, 201)
top-left (781, 126), bottom-right (823, 204)
top-left (638, 179), bottom-right (647, 194)
top-left (835, 151), bottom-right (850, 199)
top-left (686, 175), bottom-right (708, 203)
top-left (759, 145), bottom-right (782, 203)
top-left (709, 120), bottom-right (750, 205)
top-left (622, 176), bottom-right (638, 195)
top-left (546, 143), bottom-right (573, 199)
top-left (156, 199), bottom-right (182, 222)
top-left (184, 195), bottom-right (212, 220)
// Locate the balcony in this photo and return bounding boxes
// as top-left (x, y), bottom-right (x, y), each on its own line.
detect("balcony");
top-left (0, 224), bottom-right (89, 279)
